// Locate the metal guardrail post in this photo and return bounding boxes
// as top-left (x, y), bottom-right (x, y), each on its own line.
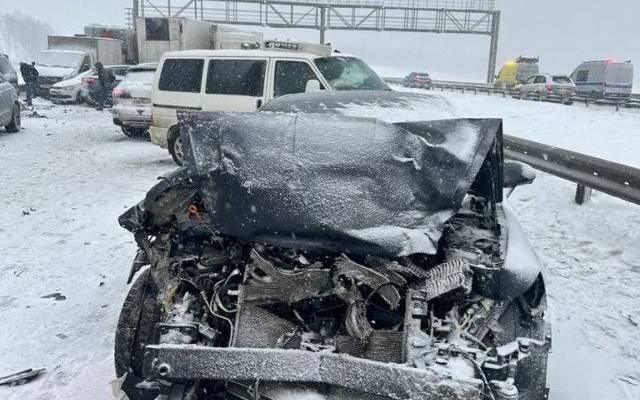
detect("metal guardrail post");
top-left (575, 184), bottom-right (592, 205)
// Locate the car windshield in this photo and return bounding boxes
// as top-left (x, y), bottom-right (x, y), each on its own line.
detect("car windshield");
top-left (38, 51), bottom-right (82, 68)
top-left (122, 70), bottom-right (155, 85)
top-left (314, 56), bottom-right (389, 91)
top-left (552, 76), bottom-right (572, 84)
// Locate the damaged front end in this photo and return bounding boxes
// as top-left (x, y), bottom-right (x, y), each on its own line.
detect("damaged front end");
top-left (116, 111), bottom-right (550, 400)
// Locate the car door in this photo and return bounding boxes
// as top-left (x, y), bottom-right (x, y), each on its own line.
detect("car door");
top-left (533, 75), bottom-right (547, 93)
top-left (0, 75), bottom-right (11, 126)
top-left (201, 57), bottom-right (267, 112)
top-left (269, 58), bottom-right (325, 99)
top-left (522, 76), bottom-right (536, 95)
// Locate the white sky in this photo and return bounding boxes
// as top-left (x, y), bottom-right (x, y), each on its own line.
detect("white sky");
top-left (4, 0), bottom-right (640, 85)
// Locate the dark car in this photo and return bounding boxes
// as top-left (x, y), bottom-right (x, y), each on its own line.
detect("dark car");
top-left (404, 71), bottom-right (432, 88)
top-left (0, 53), bottom-right (18, 91)
top-left (114, 91), bottom-right (550, 400)
top-left (0, 73), bottom-right (21, 133)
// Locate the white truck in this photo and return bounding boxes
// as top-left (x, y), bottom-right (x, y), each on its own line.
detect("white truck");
top-left (136, 17), bottom-right (263, 63)
top-left (37, 35), bottom-right (124, 97)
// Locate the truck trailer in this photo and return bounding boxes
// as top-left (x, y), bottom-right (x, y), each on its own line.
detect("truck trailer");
top-left (37, 35), bottom-right (124, 97)
top-left (136, 17), bottom-right (263, 63)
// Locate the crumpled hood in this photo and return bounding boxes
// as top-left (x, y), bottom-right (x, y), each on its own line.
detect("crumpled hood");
top-left (178, 110), bottom-right (502, 257)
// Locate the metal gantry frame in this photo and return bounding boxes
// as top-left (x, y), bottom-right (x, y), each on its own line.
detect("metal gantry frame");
top-left (128, 0), bottom-right (500, 83)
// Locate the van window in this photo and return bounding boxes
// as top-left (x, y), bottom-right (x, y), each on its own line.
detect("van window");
top-left (146, 18), bottom-right (170, 41)
top-left (274, 61), bottom-right (322, 97)
top-left (159, 59), bottom-right (204, 93)
top-left (575, 70), bottom-right (589, 82)
top-left (205, 59), bottom-right (265, 96)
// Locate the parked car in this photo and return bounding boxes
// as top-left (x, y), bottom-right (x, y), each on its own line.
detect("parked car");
top-left (81, 64), bottom-right (130, 106)
top-left (0, 53), bottom-right (18, 91)
top-left (111, 63), bottom-right (157, 137)
top-left (514, 73), bottom-right (577, 103)
top-left (403, 72), bottom-right (432, 88)
top-left (495, 56), bottom-right (539, 89)
top-left (49, 69), bottom-right (93, 104)
top-left (0, 73), bottom-right (21, 133)
top-left (115, 90), bottom-right (551, 400)
top-left (570, 60), bottom-right (634, 99)
top-left (149, 41), bottom-right (390, 165)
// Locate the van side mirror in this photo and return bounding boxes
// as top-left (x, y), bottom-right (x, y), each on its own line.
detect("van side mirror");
top-left (305, 80), bottom-right (321, 93)
top-left (503, 161), bottom-right (536, 189)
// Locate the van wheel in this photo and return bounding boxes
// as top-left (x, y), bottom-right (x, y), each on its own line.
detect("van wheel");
top-left (5, 103), bottom-right (21, 133)
top-left (168, 129), bottom-right (184, 166)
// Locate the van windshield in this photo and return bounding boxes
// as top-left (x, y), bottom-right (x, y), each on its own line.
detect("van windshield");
top-left (314, 56), bottom-right (389, 91)
top-left (38, 51), bottom-right (82, 68)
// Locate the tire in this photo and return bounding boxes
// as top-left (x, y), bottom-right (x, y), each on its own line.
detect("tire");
top-left (5, 103), bottom-right (21, 133)
top-left (121, 127), bottom-right (145, 138)
top-left (114, 268), bottom-right (162, 400)
top-left (168, 128), bottom-right (184, 166)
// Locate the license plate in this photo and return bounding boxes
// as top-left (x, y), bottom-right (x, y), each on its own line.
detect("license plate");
top-left (132, 98), bottom-right (149, 105)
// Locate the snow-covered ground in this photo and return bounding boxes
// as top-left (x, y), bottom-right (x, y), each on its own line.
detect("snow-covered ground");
top-left (0, 94), bottom-right (639, 400)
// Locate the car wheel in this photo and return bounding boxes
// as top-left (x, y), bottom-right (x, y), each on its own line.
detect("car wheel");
top-left (5, 103), bottom-right (21, 133)
top-left (121, 127), bottom-right (145, 138)
top-left (114, 268), bottom-right (161, 400)
top-left (168, 129), bottom-right (184, 166)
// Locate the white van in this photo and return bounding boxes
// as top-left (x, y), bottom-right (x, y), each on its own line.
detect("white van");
top-left (150, 41), bottom-right (390, 164)
top-left (570, 60), bottom-right (634, 99)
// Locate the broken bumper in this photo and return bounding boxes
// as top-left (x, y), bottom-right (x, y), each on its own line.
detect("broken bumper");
top-left (144, 345), bottom-right (484, 400)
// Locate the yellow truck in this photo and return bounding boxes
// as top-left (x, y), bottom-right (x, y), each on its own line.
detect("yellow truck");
top-left (495, 56), bottom-right (539, 89)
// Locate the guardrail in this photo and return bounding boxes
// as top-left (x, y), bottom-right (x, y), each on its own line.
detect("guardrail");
top-left (503, 135), bottom-right (640, 206)
top-left (384, 78), bottom-right (640, 110)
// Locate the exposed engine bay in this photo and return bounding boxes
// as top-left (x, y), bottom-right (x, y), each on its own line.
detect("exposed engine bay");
top-left (116, 109), bottom-right (550, 400)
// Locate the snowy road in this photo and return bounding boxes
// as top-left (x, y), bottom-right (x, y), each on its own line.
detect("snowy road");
top-left (1, 94), bottom-right (639, 400)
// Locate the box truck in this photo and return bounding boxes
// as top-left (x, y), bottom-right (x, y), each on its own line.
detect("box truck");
top-left (36, 35), bottom-right (123, 97)
top-left (136, 17), bottom-right (263, 63)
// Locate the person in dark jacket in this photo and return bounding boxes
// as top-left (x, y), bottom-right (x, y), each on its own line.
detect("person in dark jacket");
top-left (20, 62), bottom-right (39, 106)
top-left (95, 62), bottom-right (116, 111)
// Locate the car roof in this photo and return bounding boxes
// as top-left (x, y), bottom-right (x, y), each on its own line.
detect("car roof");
top-left (160, 49), bottom-right (351, 61)
top-left (129, 62), bottom-right (157, 71)
top-left (42, 49), bottom-right (86, 55)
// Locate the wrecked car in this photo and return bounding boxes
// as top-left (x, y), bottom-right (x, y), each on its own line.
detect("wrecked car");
top-left (115, 91), bottom-right (551, 400)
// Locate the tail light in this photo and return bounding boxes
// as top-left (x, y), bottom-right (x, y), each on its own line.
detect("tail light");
top-left (113, 87), bottom-right (130, 98)
top-left (82, 76), bottom-right (97, 86)
top-left (546, 83), bottom-right (552, 92)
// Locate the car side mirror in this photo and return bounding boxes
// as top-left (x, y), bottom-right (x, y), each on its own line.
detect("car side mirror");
top-left (305, 80), bottom-right (321, 93)
top-left (503, 161), bottom-right (536, 189)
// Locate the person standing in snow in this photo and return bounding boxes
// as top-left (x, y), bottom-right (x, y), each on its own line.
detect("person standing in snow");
top-left (20, 61), bottom-right (39, 107)
top-left (95, 62), bottom-right (115, 111)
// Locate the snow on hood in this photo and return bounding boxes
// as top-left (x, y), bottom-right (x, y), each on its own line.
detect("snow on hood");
top-left (261, 90), bottom-right (459, 123)
top-left (52, 70), bottom-right (92, 88)
top-left (177, 110), bottom-right (501, 257)
top-left (36, 65), bottom-right (76, 78)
